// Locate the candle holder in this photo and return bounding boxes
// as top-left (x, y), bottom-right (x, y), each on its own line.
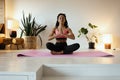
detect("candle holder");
top-left (104, 43), bottom-right (111, 49)
top-left (10, 30), bottom-right (17, 38)
top-left (102, 34), bottom-right (112, 49)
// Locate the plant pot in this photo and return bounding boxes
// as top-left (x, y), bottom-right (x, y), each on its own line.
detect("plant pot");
top-left (24, 36), bottom-right (37, 49)
top-left (88, 42), bottom-right (95, 49)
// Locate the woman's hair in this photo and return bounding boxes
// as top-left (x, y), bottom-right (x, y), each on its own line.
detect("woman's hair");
top-left (55, 13), bottom-right (69, 28)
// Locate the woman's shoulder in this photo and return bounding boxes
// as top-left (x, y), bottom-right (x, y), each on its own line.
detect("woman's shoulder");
top-left (66, 27), bottom-right (72, 31)
top-left (51, 27), bottom-right (57, 32)
top-left (52, 27), bottom-right (57, 30)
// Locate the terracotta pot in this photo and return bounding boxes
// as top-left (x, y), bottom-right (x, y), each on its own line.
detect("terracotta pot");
top-left (24, 36), bottom-right (37, 49)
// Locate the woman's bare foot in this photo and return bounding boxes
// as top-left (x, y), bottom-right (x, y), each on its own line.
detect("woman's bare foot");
top-left (51, 51), bottom-right (63, 55)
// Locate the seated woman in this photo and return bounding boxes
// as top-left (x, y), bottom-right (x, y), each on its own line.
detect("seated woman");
top-left (46, 13), bottom-right (80, 55)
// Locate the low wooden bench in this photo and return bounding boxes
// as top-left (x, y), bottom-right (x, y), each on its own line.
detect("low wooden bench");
top-left (3, 38), bottom-right (24, 50)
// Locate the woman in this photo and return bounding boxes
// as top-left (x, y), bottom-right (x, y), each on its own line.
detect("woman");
top-left (46, 13), bottom-right (80, 55)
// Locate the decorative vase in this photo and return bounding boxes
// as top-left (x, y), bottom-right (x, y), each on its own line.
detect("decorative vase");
top-left (24, 36), bottom-right (37, 49)
top-left (88, 42), bottom-right (95, 49)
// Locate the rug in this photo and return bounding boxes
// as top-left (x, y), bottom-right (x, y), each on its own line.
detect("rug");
top-left (17, 50), bottom-right (114, 57)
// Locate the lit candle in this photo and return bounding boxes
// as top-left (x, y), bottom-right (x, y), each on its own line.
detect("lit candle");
top-left (102, 34), bottom-right (112, 49)
top-left (10, 30), bottom-right (17, 38)
top-left (7, 20), bottom-right (19, 38)
top-left (105, 43), bottom-right (111, 49)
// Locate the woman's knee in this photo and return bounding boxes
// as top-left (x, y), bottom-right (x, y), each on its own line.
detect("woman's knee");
top-left (73, 43), bottom-right (80, 49)
top-left (46, 42), bottom-right (54, 49)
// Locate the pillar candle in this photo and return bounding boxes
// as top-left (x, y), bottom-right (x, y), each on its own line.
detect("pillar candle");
top-left (104, 43), bottom-right (111, 49)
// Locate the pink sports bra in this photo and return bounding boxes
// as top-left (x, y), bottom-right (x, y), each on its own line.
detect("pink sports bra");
top-left (55, 28), bottom-right (69, 38)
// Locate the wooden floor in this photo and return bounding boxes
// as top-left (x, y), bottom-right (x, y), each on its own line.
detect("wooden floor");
top-left (0, 49), bottom-right (120, 80)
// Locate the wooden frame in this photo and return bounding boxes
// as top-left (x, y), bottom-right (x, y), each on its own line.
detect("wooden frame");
top-left (0, 0), bottom-right (5, 34)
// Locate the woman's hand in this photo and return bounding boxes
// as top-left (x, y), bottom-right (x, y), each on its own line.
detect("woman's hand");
top-left (65, 28), bottom-right (75, 40)
top-left (54, 33), bottom-right (66, 38)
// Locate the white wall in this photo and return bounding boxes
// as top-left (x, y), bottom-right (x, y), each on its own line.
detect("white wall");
top-left (5, 0), bottom-right (120, 49)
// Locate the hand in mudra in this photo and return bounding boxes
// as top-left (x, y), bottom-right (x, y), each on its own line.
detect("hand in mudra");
top-left (54, 33), bottom-right (66, 38)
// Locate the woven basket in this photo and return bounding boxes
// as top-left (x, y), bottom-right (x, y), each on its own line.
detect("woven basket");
top-left (24, 36), bottom-right (37, 49)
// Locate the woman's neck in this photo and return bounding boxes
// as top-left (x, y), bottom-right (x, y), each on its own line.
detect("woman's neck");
top-left (58, 23), bottom-right (64, 28)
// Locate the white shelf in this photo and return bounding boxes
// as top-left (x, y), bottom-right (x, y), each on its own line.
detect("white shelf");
top-left (42, 76), bottom-right (120, 80)
top-left (0, 75), bottom-right (27, 80)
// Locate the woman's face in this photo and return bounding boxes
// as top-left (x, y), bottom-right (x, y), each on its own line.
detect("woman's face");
top-left (58, 15), bottom-right (66, 24)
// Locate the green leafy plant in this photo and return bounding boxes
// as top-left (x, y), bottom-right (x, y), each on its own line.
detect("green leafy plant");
top-left (20, 12), bottom-right (47, 37)
top-left (78, 23), bottom-right (98, 43)
top-left (20, 12), bottom-right (47, 46)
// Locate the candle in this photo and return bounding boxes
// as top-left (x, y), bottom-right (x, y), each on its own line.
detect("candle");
top-left (105, 43), bottom-right (111, 49)
top-left (102, 34), bottom-right (112, 49)
top-left (10, 30), bottom-right (17, 38)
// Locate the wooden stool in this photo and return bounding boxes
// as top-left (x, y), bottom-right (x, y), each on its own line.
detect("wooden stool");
top-left (0, 37), bottom-right (5, 49)
top-left (3, 38), bottom-right (24, 50)
top-left (3, 38), bottom-right (12, 49)
top-left (12, 38), bottom-right (24, 49)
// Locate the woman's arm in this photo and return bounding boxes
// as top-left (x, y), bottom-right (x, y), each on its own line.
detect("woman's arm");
top-left (48, 28), bottom-right (56, 41)
top-left (65, 28), bottom-right (75, 40)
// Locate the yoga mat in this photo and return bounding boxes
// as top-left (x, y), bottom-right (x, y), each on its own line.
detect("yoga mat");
top-left (17, 50), bottom-right (114, 57)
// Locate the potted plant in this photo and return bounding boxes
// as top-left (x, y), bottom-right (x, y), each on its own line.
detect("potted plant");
top-left (20, 12), bottom-right (47, 49)
top-left (78, 23), bottom-right (99, 49)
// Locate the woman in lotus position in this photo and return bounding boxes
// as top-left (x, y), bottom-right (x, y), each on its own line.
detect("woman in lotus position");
top-left (46, 13), bottom-right (80, 55)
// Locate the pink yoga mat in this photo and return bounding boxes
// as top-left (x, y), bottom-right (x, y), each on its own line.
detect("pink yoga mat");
top-left (17, 50), bottom-right (114, 57)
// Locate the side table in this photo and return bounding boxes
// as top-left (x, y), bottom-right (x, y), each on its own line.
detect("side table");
top-left (3, 38), bottom-right (12, 49)
top-left (3, 38), bottom-right (24, 50)
top-left (12, 38), bottom-right (24, 49)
